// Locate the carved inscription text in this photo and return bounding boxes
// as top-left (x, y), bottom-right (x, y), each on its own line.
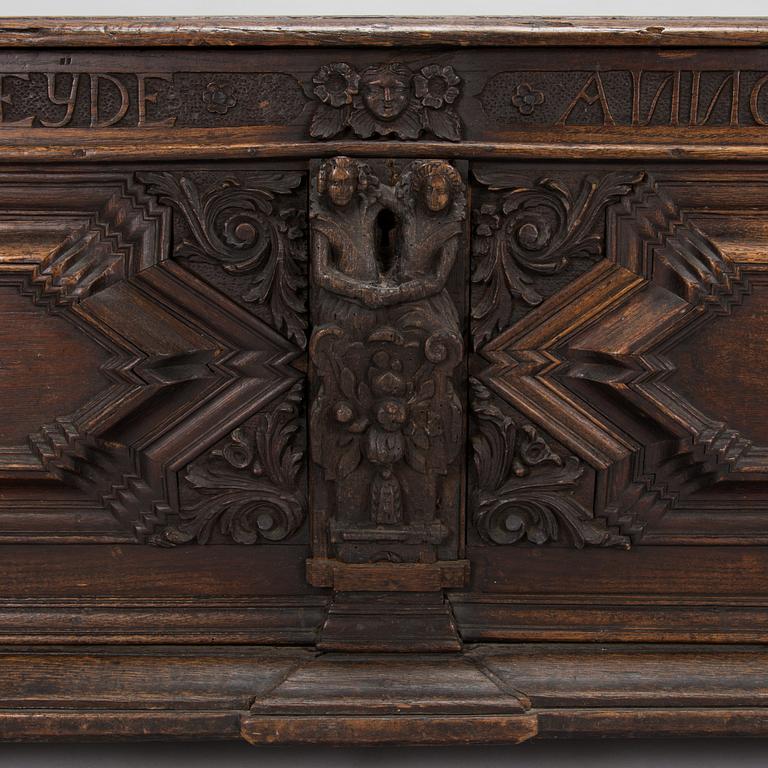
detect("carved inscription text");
top-left (479, 69), bottom-right (768, 129)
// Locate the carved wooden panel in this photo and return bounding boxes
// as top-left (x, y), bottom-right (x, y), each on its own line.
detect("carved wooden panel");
top-left (473, 165), bottom-right (768, 545)
top-left (6, 48), bottom-right (768, 160)
top-left (305, 157), bottom-right (469, 590)
top-left (5, 18), bottom-right (768, 744)
top-left (0, 170), bottom-right (305, 544)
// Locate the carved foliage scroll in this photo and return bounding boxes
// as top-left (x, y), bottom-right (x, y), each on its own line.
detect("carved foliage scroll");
top-left (470, 380), bottom-right (629, 549)
top-left (140, 171), bottom-right (308, 348)
top-left (308, 157), bottom-right (466, 566)
top-left (475, 167), bottom-right (768, 544)
top-left (471, 170), bottom-right (643, 347)
top-left (152, 382), bottom-right (306, 546)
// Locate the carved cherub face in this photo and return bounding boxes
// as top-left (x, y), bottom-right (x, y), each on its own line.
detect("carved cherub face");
top-left (361, 66), bottom-right (411, 122)
top-left (327, 164), bottom-right (357, 207)
top-left (422, 171), bottom-right (451, 212)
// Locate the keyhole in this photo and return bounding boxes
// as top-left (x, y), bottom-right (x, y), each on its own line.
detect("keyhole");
top-left (375, 208), bottom-right (398, 277)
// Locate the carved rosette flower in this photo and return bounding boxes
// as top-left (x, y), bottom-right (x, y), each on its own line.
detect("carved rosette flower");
top-left (473, 203), bottom-right (501, 238)
top-left (470, 379), bottom-right (629, 548)
top-left (202, 82), bottom-right (237, 115)
top-left (471, 171), bottom-right (644, 347)
top-left (313, 62), bottom-right (360, 107)
top-left (139, 171), bottom-right (308, 348)
top-left (151, 382), bottom-right (306, 546)
top-left (415, 65), bottom-right (461, 109)
top-left (512, 83), bottom-right (545, 115)
top-left (279, 207), bottom-right (307, 241)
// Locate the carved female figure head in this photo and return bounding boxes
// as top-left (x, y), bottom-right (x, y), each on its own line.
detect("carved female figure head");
top-left (360, 64), bottom-right (412, 122)
top-left (411, 160), bottom-right (463, 214)
top-left (318, 156), bottom-right (361, 208)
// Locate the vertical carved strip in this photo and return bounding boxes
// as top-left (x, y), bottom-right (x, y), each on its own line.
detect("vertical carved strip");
top-left (307, 157), bottom-right (468, 582)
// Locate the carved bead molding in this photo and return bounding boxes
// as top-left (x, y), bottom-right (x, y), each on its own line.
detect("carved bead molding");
top-left (479, 168), bottom-right (768, 544)
top-left (471, 170), bottom-right (644, 348)
top-left (151, 381), bottom-right (306, 546)
top-left (139, 171), bottom-right (308, 348)
top-left (470, 379), bottom-right (629, 548)
top-left (309, 63), bottom-right (463, 141)
top-left (0, 172), bottom-right (300, 543)
top-left (306, 157), bottom-right (468, 588)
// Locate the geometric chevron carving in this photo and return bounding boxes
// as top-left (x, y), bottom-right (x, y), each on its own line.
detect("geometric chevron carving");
top-left (477, 169), bottom-right (768, 545)
top-left (139, 171), bottom-right (309, 348)
top-left (0, 172), bottom-right (303, 543)
top-left (471, 168), bottom-right (643, 348)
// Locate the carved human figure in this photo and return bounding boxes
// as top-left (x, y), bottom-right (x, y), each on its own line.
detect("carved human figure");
top-left (369, 160), bottom-right (465, 329)
top-left (310, 156), bottom-right (385, 335)
top-left (309, 157), bottom-right (466, 561)
top-left (350, 65), bottom-right (422, 139)
top-left (312, 157), bottom-right (464, 322)
top-left (388, 160), bottom-right (465, 475)
top-left (360, 64), bottom-right (412, 122)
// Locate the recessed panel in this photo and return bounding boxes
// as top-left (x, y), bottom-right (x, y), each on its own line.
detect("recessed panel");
top-left (670, 283), bottom-right (768, 446)
top-left (0, 286), bottom-right (109, 446)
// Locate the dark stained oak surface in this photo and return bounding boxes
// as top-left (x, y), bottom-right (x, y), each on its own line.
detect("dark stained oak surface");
top-left (0, 16), bottom-right (766, 744)
top-left (669, 282), bottom-right (768, 446)
top-left (0, 286), bottom-right (110, 445)
top-left (3, 17), bottom-right (768, 47)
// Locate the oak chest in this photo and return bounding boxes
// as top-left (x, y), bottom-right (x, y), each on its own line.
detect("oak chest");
top-left (2, 16), bottom-right (768, 744)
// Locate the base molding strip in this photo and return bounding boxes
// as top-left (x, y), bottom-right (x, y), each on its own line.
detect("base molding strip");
top-left (1, 643), bottom-right (767, 743)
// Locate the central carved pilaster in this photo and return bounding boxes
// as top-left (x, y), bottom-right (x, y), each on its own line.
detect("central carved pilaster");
top-left (306, 156), bottom-right (468, 590)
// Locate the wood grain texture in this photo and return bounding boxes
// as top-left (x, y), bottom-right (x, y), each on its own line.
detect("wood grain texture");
top-left (0, 644), bottom-right (765, 742)
top-left (1, 18), bottom-right (768, 47)
top-left (241, 715), bottom-right (538, 746)
top-left (1, 16), bottom-right (768, 744)
top-left (0, 286), bottom-right (110, 444)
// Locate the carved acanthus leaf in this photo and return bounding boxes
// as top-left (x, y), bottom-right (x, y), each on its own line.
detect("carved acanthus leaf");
top-left (470, 379), bottom-right (629, 549)
top-left (471, 171), bottom-right (644, 347)
top-left (139, 171), bottom-right (308, 347)
top-left (151, 381), bottom-right (306, 546)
